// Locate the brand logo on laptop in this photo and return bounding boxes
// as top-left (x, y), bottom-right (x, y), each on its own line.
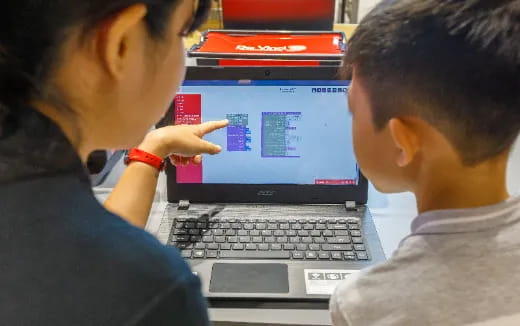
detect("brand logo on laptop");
top-left (257, 190), bottom-right (277, 197)
top-left (235, 45), bottom-right (308, 53)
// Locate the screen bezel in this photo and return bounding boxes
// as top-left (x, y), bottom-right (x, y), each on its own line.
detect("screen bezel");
top-left (165, 66), bottom-right (368, 204)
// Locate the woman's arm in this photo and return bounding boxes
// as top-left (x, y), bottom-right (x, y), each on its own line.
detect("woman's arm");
top-left (104, 121), bottom-right (228, 228)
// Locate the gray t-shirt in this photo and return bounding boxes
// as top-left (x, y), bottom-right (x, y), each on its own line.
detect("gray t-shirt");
top-left (330, 196), bottom-right (520, 326)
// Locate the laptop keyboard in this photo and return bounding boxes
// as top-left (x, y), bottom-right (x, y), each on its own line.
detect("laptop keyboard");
top-left (169, 217), bottom-right (369, 261)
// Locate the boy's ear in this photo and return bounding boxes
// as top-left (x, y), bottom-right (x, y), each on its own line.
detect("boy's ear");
top-left (388, 118), bottom-right (420, 168)
top-left (96, 4), bottom-right (148, 79)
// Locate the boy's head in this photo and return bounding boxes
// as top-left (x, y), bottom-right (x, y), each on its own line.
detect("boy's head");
top-left (344, 0), bottom-right (520, 193)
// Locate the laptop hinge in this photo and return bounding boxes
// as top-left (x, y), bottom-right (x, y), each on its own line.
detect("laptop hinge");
top-left (178, 200), bottom-right (190, 210)
top-left (345, 201), bottom-right (357, 211)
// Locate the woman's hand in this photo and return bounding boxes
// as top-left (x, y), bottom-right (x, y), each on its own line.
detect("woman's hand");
top-left (138, 120), bottom-right (229, 166)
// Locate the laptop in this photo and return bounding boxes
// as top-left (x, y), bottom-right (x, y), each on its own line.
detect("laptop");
top-left (158, 66), bottom-right (386, 305)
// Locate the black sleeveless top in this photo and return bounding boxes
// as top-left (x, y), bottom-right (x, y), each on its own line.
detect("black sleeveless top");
top-left (0, 106), bottom-right (209, 325)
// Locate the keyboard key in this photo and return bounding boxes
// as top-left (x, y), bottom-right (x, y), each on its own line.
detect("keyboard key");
top-left (219, 251), bottom-right (291, 259)
top-left (350, 230), bottom-right (362, 237)
top-left (338, 219), bottom-right (347, 224)
top-left (220, 222), bottom-right (231, 229)
top-left (349, 224), bottom-right (361, 230)
top-left (289, 237), bottom-right (300, 243)
top-left (176, 218), bottom-right (187, 222)
top-left (239, 236), bottom-right (251, 243)
top-left (181, 250), bottom-right (192, 258)
top-left (356, 251), bottom-right (369, 260)
top-left (354, 244), bottom-right (366, 251)
top-left (273, 230), bottom-right (285, 236)
top-left (291, 224), bottom-right (302, 230)
top-left (352, 237), bottom-right (363, 244)
top-left (250, 230), bottom-right (261, 236)
top-left (257, 219), bottom-right (267, 223)
top-left (298, 230), bottom-right (309, 237)
top-left (318, 252), bottom-right (330, 260)
top-left (228, 218), bottom-right (237, 223)
top-left (261, 230), bottom-right (273, 236)
top-left (220, 243), bottom-right (232, 250)
top-left (185, 222), bottom-right (195, 229)
top-left (172, 235), bottom-right (190, 242)
top-left (334, 230), bottom-right (349, 236)
top-left (237, 230), bottom-right (249, 236)
top-left (213, 229), bottom-right (224, 236)
top-left (283, 243), bottom-right (296, 251)
top-left (268, 224), bottom-right (278, 230)
top-left (344, 252), bottom-right (357, 261)
top-left (176, 243), bottom-right (189, 249)
top-left (231, 223), bottom-right (242, 229)
top-left (194, 243), bottom-right (206, 249)
top-left (232, 243), bottom-right (244, 250)
top-left (227, 236), bottom-right (238, 243)
top-left (328, 220), bottom-right (337, 224)
top-left (215, 236), bottom-right (226, 243)
top-left (190, 236), bottom-right (202, 242)
top-left (301, 237), bottom-right (313, 244)
top-left (322, 230), bottom-right (333, 237)
top-left (173, 229), bottom-right (188, 235)
top-left (264, 237), bottom-right (275, 243)
top-left (244, 223), bottom-right (254, 230)
top-left (206, 250), bottom-right (218, 258)
top-left (258, 243), bottom-right (270, 251)
top-left (192, 250), bottom-right (205, 258)
top-left (332, 224), bottom-right (347, 230)
top-left (275, 236), bottom-right (288, 243)
top-left (245, 244), bottom-right (257, 250)
top-left (209, 222), bottom-right (220, 229)
top-left (303, 224), bottom-right (314, 230)
top-left (309, 244), bottom-right (320, 251)
top-left (322, 244), bottom-right (351, 251)
top-left (331, 252), bottom-right (343, 260)
top-left (306, 252), bottom-right (318, 259)
top-left (189, 229), bottom-right (200, 235)
top-left (256, 223), bottom-right (267, 230)
top-left (225, 229), bottom-right (236, 236)
top-left (296, 244), bottom-right (307, 251)
top-left (196, 222), bottom-right (207, 229)
top-left (280, 224), bottom-right (290, 230)
top-left (299, 219), bottom-right (307, 224)
top-left (207, 243), bottom-right (219, 250)
top-left (286, 230), bottom-right (297, 237)
top-left (292, 251), bottom-right (304, 259)
top-left (309, 219), bottom-right (317, 224)
top-left (328, 237), bottom-right (351, 244)
top-left (310, 230), bottom-right (321, 237)
top-left (271, 244), bottom-right (282, 251)
top-left (314, 237), bottom-right (326, 244)
top-left (252, 236), bottom-right (263, 243)
top-left (202, 236), bottom-right (214, 243)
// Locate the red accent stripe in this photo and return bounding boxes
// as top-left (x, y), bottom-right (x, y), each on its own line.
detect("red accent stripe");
top-left (218, 59), bottom-right (320, 66)
top-left (222, 0), bottom-right (335, 20)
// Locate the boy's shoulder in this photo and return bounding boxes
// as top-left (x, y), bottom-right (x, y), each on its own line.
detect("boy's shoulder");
top-left (330, 197), bottom-right (520, 326)
top-left (330, 238), bottom-right (438, 326)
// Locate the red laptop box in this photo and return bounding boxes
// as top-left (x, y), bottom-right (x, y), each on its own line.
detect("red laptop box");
top-left (188, 30), bottom-right (346, 66)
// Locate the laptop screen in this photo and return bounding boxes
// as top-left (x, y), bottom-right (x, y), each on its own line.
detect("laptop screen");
top-left (174, 80), bottom-right (358, 185)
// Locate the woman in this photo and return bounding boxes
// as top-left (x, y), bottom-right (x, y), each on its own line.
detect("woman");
top-left (0, 0), bottom-right (225, 324)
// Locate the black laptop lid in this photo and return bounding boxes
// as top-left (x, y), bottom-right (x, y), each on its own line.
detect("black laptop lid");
top-left (165, 66), bottom-right (368, 204)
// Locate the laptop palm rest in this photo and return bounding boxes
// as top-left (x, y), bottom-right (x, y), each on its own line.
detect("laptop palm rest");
top-left (210, 263), bottom-right (289, 293)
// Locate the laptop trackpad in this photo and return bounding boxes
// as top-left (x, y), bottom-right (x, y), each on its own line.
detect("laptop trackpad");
top-left (209, 263), bottom-right (289, 293)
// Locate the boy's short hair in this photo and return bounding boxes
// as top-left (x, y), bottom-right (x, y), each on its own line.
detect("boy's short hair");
top-left (344, 0), bottom-right (520, 165)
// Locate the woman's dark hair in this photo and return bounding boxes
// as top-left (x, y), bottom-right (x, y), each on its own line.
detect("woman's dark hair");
top-left (0, 0), bottom-right (209, 134)
top-left (343, 0), bottom-right (520, 165)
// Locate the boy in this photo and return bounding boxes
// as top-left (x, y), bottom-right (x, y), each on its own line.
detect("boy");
top-left (330, 0), bottom-right (520, 325)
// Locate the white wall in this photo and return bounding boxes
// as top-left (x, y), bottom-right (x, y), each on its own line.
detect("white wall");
top-left (358, 0), bottom-right (380, 20)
